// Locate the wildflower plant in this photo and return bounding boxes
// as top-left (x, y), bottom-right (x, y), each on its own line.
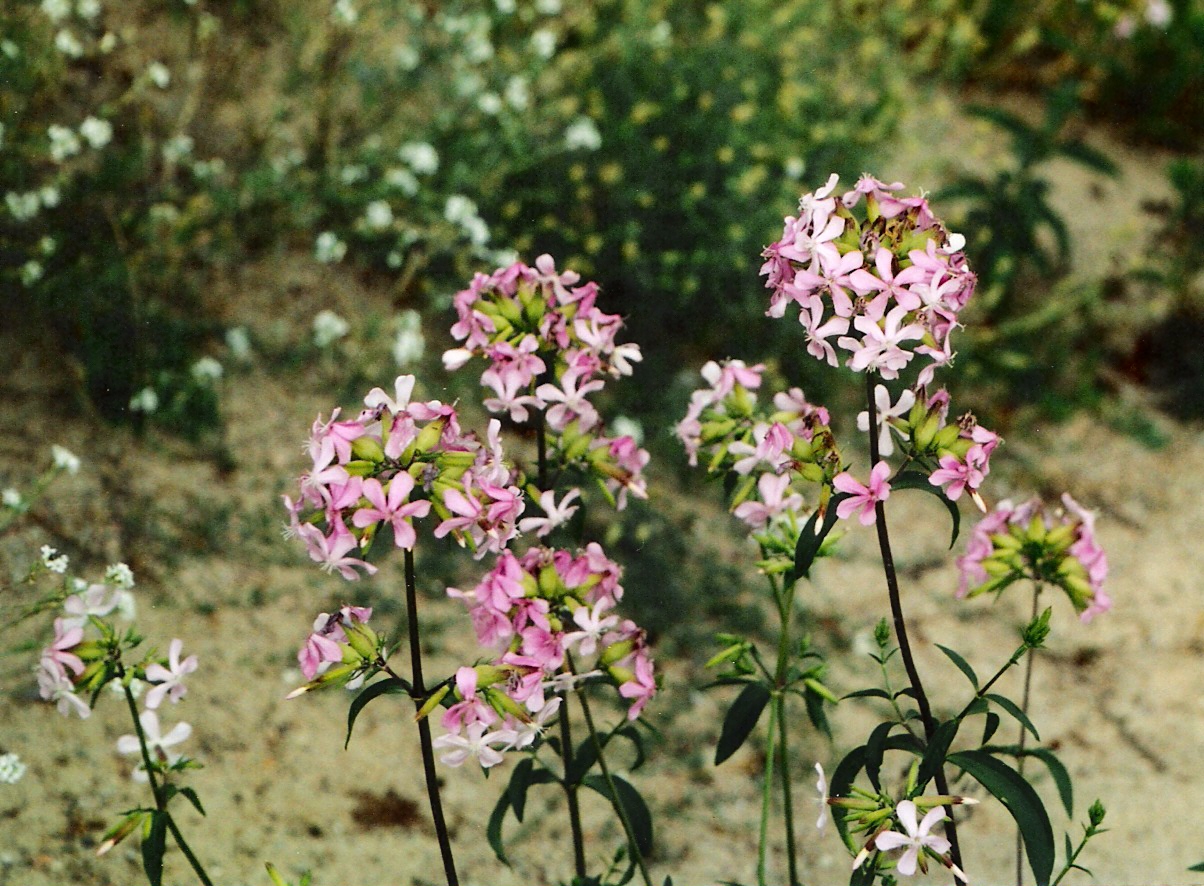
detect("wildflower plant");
top-left (281, 255), bottom-right (657, 886)
top-left (679, 174), bottom-right (1110, 886)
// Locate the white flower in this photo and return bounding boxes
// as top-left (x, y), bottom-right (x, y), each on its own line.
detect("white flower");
top-left (225, 326), bottom-right (252, 362)
top-left (564, 117), bottom-right (602, 152)
top-left (385, 166), bottom-right (419, 196)
top-left (6, 192), bottom-right (40, 222)
top-left (41, 545), bottom-right (69, 574)
top-left (872, 800), bottom-right (966, 881)
top-left (104, 561), bottom-right (136, 590)
top-left (397, 143), bottom-right (437, 178)
top-left (20, 261), bottom-right (43, 287)
top-left (1145, 0), bottom-right (1172, 27)
top-left (50, 445), bottom-right (80, 474)
top-left (504, 76), bottom-right (529, 111)
top-left (162, 133), bottom-right (194, 163)
top-left (190, 356), bottom-right (223, 382)
top-left (0, 752), bottom-right (26, 785)
top-left (78, 116), bottom-right (111, 148)
top-left (784, 156), bottom-right (805, 180)
top-left (109, 676), bottom-right (144, 698)
top-left (392, 310), bottom-right (425, 366)
top-left (314, 231), bottom-right (347, 264)
top-left (147, 62), bottom-right (170, 89)
top-left (129, 387), bottom-right (159, 413)
top-left (339, 164), bottom-right (367, 184)
top-left (48, 124), bottom-right (81, 162)
top-left (444, 194), bottom-right (478, 225)
top-left (814, 763), bottom-right (828, 833)
top-left (2, 488), bottom-right (21, 508)
top-left (39, 186), bottom-right (60, 208)
top-left (856, 384), bottom-right (915, 458)
top-left (313, 309), bottom-right (349, 347)
top-left (394, 44), bottom-right (419, 70)
top-left (432, 721), bottom-right (515, 768)
top-left (76, 0), bottom-right (101, 19)
top-left (530, 28), bottom-right (556, 59)
top-left (42, 0), bottom-right (71, 22)
top-left (55, 29), bottom-right (83, 57)
top-left (331, 0), bottom-right (357, 25)
top-left (363, 200), bottom-right (393, 231)
top-left (116, 710), bottom-right (192, 782)
top-left (477, 92), bottom-right (502, 115)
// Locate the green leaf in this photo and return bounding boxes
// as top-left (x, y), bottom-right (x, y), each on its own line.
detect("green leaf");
top-left (949, 750), bottom-right (1054, 886)
top-left (935, 645), bottom-right (979, 690)
top-left (804, 685), bottom-right (833, 740)
top-left (864, 722), bottom-right (895, 792)
top-left (582, 774), bottom-right (653, 855)
top-left (566, 736), bottom-right (599, 787)
top-left (918, 719), bottom-right (960, 790)
top-left (890, 471), bottom-right (960, 547)
top-left (982, 711), bottom-right (1001, 745)
top-left (176, 786), bottom-right (206, 817)
top-left (508, 756), bottom-right (536, 822)
top-left (792, 494), bottom-right (848, 580)
top-left (714, 682), bottom-right (771, 765)
top-left (141, 811), bottom-right (167, 886)
top-left (841, 687), bottom-right (893, 701)
top-left (986, 693), bottom-right (1040, 741)
top-left (1189, 862), bottom-right (1204, 873)
top-left (486, 789), bottom-right (512, 866)
top-left (345, 677), bottom-right (412, 749)
top-left (983, 745), bottom-right (1073, 817)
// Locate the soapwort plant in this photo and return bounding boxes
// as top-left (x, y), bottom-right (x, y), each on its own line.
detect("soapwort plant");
top-left (281, 255), bottom-right (658, 886)
top-left (680, 174), bottom-right (1111, 885)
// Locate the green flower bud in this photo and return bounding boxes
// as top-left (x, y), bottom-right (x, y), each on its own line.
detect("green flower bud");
top-left (413, 419), bottom-right (446, 454)
top-left (342, 621), bottom-right (380, 661)
top-left (351, 435), bottom-right (385, 463)
top-left (415, 684), bottom-right (451, 721)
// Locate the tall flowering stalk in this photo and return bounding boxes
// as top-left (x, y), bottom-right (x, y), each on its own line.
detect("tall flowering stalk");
top-left (679, 174), bottom-right (1110, 885)
top-left (443, 254), bottom-right (655, 885)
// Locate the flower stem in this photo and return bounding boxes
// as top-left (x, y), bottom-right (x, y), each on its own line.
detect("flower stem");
top-left (777, 693), bottom-right (800, 886)
top-left (404, 548), bottom-right (460, 886)
top-left (1015, 584), bottom-right (1041, 886)
top-left (772, 579), bottom-right (800, 886)
top-left (570, 654), bottom-right (654, 886)
top-left (559, 701), bottom-right (588, 879)
top-left (864, 373), bottom-right (963, 873)
top-left (757, 697), bottom-right (779, 886)
top-left (120, 678), bottom-right (213, 886)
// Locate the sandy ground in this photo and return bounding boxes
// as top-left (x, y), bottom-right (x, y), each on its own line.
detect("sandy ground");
top-left (2, 91), bottom-right (1200, 886)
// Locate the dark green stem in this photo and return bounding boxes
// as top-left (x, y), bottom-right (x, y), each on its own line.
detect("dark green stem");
top-left (1015, 584), bottom-right (1041, 886)
top-left (120, 677), bottom-right (213, 886)
top-left (559, 701), bottom-right (588, 879)
top-left (772, 579), bottom-right (801, 886)
top-left (404, 548), bottom-right (460, 886)
top-left (864, 373), bottom-right (963, 873)
top-left (570, 654), bottom-right (653, 886)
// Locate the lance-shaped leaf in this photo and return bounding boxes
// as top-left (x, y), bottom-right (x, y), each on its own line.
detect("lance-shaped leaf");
top-left (935, 644), bottom-right (979, 690)
top-left (792, 492), bottom-right (849, 581)
top-left (983, 744), bottom-right (1073, 817)
top-left (986, 692), bottom-right (1041, 741)
top-left (714, 682), bottom-right (771, 765)
top-left (582, 774), bottom-right (653, 855)
top-left (141, 810), bottom-right (167, 886)
top-left (949, 749), bottom-right (1054, 886)
top-left (345, 677), bottom-right (412, 749)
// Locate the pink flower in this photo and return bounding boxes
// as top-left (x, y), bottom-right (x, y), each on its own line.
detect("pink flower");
top-left (617, 651), bottom-right (656, 721)
top-left (116, 710), bottom-right (192, 782)
top-left (536, 366), bottom-right (604, 432)
top-left (297, 519), bottom-right (377, 581)
top-left (37, 664), bottom-right (91, 718)
top-left (856, 384), bottom-right (915, 458)
top-left (352, 475), bottom-right (431, 550)
top-left (432, 721), bottom-right (516, 769)
top-left (732, 472), bottom-right (805, 529)
top-left (833, 461), bottom-right (892, 526)
top-left (42, 618), bottom-right (85, 680)
top-left (563, 599), bottom-right (619, 658)
top-left (144, 638), bottom-right (198, 709)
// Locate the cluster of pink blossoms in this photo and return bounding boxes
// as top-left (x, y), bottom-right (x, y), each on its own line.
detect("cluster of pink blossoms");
top-left (761, 174), bottom-right (975, 386)
top-left (293, 605), bottom-right (379, 693)
top-left (435, 544), bottom-right (655, 769)
top-left (36, 564), bottom-right (198, 782)
top-left (677, 359), bottom-right (839, 533)
top-left (283, 375), bottom-right (525, 568)
top-left (957, 494), bottom-right (1110, 621)
top-left (444, 254), bottom-right (649, 509)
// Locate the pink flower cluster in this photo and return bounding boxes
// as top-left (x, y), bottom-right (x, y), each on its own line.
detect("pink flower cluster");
top-left (296, 605), bottom-right (376, 687)
top-left (761, 174), bottom-right (975, 385)
top-left (444, 254), bottom-right (649, 508)
top-left (437, 544), bottom-right (656, 769)
top-left (283, 375), bottom-right (525, 568)
top-left (915, 388), bottom-right (1000, 505)
top-left (677, 359), bottom-right (838, 531)
top-left (957, 494), bottom-right (1110, 622)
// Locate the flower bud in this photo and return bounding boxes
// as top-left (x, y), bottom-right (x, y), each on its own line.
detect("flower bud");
top-left (341, 621), bottom-right (380, 661)
top-left (415, 684), bottom-right (451, 721)
top-left (914, 412), bottom-right (941, 452)
top-left (343, 459), bottom-right (377, 477)
top-left (96, 811), bottom-right (147, 856)
top-left (351, 435), bottom-right (385, 463)
top-left (413, 419), bottom-right (446, 454)
top-left (601, 640), bottom-right (635, 666)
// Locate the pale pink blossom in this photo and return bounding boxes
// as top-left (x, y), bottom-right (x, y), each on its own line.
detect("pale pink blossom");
top-left (116, 710), bottom-right (192, 782)
top-left (833, 461), bottom-right (892, 526)
top-left (144, 638), bottom-right (198, 709)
